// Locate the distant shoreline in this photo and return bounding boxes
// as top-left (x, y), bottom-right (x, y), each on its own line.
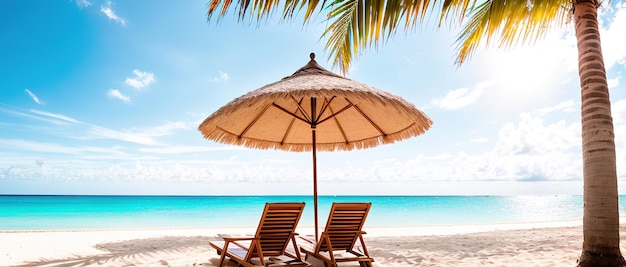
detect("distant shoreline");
top-left (0, 218), bottom-right (586, 235)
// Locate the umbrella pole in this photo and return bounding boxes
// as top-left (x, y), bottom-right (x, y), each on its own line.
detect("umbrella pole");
top-left (312, 129), bottom-right (319, 240)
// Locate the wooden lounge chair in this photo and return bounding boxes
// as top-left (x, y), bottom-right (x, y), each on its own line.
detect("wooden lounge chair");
top-left (209, 202), bottom-right (310, 267)
top-left (298, 202), bottom-right (374, 267)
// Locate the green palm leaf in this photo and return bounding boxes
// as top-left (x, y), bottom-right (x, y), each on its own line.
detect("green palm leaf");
top-left (450, 0), bottom-right (570, 65)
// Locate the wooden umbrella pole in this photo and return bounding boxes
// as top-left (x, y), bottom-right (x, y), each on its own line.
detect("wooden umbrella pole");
top-left (312, 129), bottom-right (318, 240)
top-left (311, 96), bottom-right (319, 241)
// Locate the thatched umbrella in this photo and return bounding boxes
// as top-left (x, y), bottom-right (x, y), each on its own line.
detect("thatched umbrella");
top-left (199, 53), bottom-right (432, 239)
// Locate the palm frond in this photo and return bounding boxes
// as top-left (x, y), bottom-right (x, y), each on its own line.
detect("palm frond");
top-left (322, 0), bottom-right (440, 74)
top-left (401, 0), bottom-right (440, 29)
top-left (282, 0), bottom-right (323, 21)
top-left (322, 0), bottom-right (358, 73)
top-left (207, 0), bottom-right (235, 21)
top-left (207, 0), bottom-right (326, 23)
top-left (451, 0), bottom-right (570, 65)
top-left (440, 0), bottom-right (474, 25)
top-left (208, 0), bottom-right (575, 73)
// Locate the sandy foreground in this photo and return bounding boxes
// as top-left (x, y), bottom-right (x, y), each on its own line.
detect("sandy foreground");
top-left (2, 220), bottom-right (626, 267)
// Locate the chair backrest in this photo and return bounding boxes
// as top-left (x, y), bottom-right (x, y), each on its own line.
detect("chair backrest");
top-left (320, 202), bottom-right (371, 252)
top-left (252, 202), bottom-right (306, 257)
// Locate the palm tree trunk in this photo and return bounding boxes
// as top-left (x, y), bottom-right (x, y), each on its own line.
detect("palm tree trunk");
top-left (575, 0), bottom-right (625, 266)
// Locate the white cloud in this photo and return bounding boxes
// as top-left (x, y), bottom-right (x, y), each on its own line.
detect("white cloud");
top-left (212, 70), bottom-right (230, 82)
top-left (0, 139), bottom-right (128, 156)
top-left (534, 100), bottom-right (576, 116)
top-left (2, 102), bottom-right (194, 148)
top-left (477, 110), bottom-right (580, 181)
top-left (493, 114), bottom-right (578, 158)
top-left (30, 110), bottom-right (82, 124)
top-left (107, 89), bottom-right (131, 103)
top-left (431, 80), bottom-right (494, 110)
top-left (0, 107), bottom-right (81, 125)
top-left (138, 145), bottom-right (244, 154)
top-left (75, 0), bottom-right (92, 7)
top-left (608, 76), bottom-right (622, 89)
top-left (149, 121), bottom-right (191, 133)
top-left (83, 121), bottom-right (190, 146)
top-left (24, 89), bottom-right (44, 105)
top-left (125, 69), bottom-right (156, 89)
top-left (318, 102), bottom-right (583, 184)
top-left (0, 102), bottom-right (596, 193)
top-left (2, 105), bottom-right (197, 153)
top-left (85, 126), bottom-right (160, 146)
top-left (1, 98), bottom-right (589, 188)
top-left (611, 99), bottom-right (626, 124)
top-left (614, 101), bottom-right (626, 178)
top-left (600, 2), bottom-right (626, 70)
top-left (101, 2), bottom-right (126, 26)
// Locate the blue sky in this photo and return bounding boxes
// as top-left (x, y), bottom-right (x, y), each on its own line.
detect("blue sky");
top-left (1, 0), bottom-right (625, 195)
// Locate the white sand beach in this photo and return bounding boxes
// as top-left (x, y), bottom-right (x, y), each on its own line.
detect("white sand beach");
top-left (2, 221), bottom-right (625, 267)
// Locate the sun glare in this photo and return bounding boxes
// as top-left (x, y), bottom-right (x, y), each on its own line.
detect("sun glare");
top-left (478, 33), bottom-right (578, 113)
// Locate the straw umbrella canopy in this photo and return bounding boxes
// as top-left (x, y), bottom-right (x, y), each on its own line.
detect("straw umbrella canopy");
top-left (199, 53), bottom-right (432, 239)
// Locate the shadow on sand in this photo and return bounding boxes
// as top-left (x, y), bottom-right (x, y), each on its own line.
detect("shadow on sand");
top-left (10, 235), bottom-right (230, 267)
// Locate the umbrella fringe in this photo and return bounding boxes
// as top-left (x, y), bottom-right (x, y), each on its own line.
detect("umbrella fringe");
top-left (201, 123), bottom-right (430, 152)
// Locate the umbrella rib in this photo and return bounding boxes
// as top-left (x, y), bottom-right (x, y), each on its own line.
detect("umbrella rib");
top-left (316, 102), bottom-right (353, 125)
top-left (328, 104), bottom-right (349, 144)
top-left (315, 96), bottom-right (336, 123)
top-left (272, 102), bottom-right (312, 125)
top-left (292, 96), bottom-right (313, 123)
top-left (216, 125), bottom-right (295, 146)
top-left (347, 99), bottom-right (387, 136)
top-left (239, 104), bottom-right (272, 138)
top-left (281, 98), bottom-right (307, 144)
top-left (396, 121), bottom-right (417, 134)
top-left (281, 117), bottom-right (297, 145)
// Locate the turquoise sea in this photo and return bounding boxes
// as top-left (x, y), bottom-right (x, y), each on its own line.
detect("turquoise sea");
top-left (1, 195), bottom-right (625, 231)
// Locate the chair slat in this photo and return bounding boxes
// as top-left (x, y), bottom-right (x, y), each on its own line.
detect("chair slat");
top-left (209, 202), bottom-right (308, 267)
top-left (299, 202), bottom-right (374, 267)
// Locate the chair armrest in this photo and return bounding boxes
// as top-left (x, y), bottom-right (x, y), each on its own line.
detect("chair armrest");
top-left (298, 235), bottom-right (316, 245)
top-left (218, 234), bottom-right (258, 241)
